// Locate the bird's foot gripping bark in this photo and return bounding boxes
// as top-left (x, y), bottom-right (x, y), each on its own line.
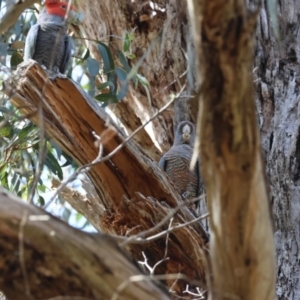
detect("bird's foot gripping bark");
top-left (41, 65), bottom-right (60, 75)
top-left (52, 66), bottom-right (60, 74)
top-left (46, 68), bottom-right (68, 80)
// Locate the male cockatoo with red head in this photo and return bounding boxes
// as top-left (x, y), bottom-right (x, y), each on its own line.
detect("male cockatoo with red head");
top-left (24, 0), bottom-right (82, 73)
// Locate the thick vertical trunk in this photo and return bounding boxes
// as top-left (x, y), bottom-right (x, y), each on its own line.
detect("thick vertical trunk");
top-left (188, 0), bottom-right (276, 299)
top-left (253, 0), bottom-right (300, 298)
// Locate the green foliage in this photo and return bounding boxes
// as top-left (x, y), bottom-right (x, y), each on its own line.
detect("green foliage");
top-left (0, 1), bottom-right (153, 231)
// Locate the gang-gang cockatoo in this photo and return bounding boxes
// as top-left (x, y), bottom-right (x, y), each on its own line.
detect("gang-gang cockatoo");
top-left (24, 0), bottom-right (82, 73)
top-left (159, 121), bottom-right (202, 210)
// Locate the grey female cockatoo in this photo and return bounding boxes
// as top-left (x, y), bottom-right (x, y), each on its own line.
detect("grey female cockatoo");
top-left (159, 121), bottom-right (202, 209)
top-left (24, 0), bottom-right (82, 73)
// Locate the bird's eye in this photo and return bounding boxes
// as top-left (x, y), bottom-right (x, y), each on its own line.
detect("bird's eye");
top-left (61, 5), bottom-right (66, 9)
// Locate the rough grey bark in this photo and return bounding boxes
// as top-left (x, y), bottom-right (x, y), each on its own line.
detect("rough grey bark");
top-left (253, 0), bottom-right (300, 299)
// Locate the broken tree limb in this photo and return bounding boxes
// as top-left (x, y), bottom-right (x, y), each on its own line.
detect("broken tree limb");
top-left (0, 189), bottom-right (171, 300)
top-left (4, 60), bottom-right (178, 213)
top-left (3, 60), bottom-right (208, 296)
top-left (188, 0), bottom-right (276, 299)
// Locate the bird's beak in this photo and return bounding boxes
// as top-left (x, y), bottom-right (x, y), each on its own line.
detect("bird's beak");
top-left (181, 124), bottom-right (191, 142)
top-left (183, 132), bottom-right (190, 141)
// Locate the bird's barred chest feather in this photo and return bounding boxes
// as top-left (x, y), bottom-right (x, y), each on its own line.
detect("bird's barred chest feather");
top-left (163, 144), bottom-right (198, 197)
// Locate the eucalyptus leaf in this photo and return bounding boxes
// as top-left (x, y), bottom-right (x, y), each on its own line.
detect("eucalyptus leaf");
top-left (37, 184), bottom-right (46, 193)
top-left (82, 48), bottom-right (90, 60)
top-left (97, 42), bottom-right (115, 73)
top-left (123, 32), bottom-right (131, 52)
top-left (38, 195), bottom-right (45, 206)
top-left (98, 42), bottom-right (117, 93)
top-left (97, 81), bottom-right (115, 91)
top-left (45, 149), bottom-right (63, 180)
top-left (86, 58), bottom-right (100, 77)
top-left (0, 123), bottom-right (13, 138)
top-left (115, 67), bottom-right (129, 100)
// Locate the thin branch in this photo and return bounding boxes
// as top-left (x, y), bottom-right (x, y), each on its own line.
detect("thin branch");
top-left (18, 211), bottom-right (31, 297)
top-left (28, 129), bottom-right (46, 203)
top-left (138, 218), bottom-right (173, 275)
top-left (121, 212), bottom-right (209, 246)
top-left (151, 218), bottom-right (173, 273)
top-left (183, 284), bottom-right (205, 299)
top-left (0, 0), bottom-right (37, 35)
top-left (117, 196), bottom-right (206, 246)
top-left (43, 131), bottom-right (104, 209)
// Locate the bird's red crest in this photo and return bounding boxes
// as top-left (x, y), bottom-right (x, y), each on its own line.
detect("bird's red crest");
top-left (44, 0), bottom-right (75, 18)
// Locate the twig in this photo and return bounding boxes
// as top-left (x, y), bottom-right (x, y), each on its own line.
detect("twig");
top-left (138, 218), bottom-right (173, 274)
top-left (18, 210), bottom-right (31, 297)
top-left (43, 131), bottom-right (103, 209)
top-left (0, 0), bottom-right (37, 35)
top-left (28, 127), bottom-right (46, 203)
top-left (122, 212), bottom-right (209, 246)
top-left (151, 218), bottom-right (173, 273)
top-left (169, 273), bottom-right (181, 294)
top-left (183, 284), bottom-right (205, 299)
top-left (117, 195), bottom-right (206, 246)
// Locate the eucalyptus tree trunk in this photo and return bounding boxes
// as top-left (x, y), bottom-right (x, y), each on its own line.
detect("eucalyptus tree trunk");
top-left (253, 0), bottom-right (300, 299)
top-left (188, 0), bottom-right (276, 299)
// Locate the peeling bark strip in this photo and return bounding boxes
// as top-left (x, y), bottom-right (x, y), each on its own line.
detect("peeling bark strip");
top-left (0, 191), bottom-right (170, 300)
top-left (4, 61), bottom-right (208, 296)
top-left (188, 1), bottom-right (276, 299)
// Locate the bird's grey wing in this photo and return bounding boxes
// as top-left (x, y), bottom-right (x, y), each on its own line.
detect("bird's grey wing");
top-left (24, 24), bottom-right (40, 60)
top-left (60, 35), bottom-right (73, 73)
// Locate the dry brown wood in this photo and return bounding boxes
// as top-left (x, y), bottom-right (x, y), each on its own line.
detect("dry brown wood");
top-left (4, 61), bottom-right (177, 214)
top-left (3, 60), bottom-right (208, 297)
top-left (0, 189), bottom-right (170, 300)
top-left (75, 0), bottom-right (192, 157)
top-left (188, 0), bottom-right (276, 299)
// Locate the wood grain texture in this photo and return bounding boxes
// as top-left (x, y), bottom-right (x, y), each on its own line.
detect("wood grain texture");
top-left (0, 190), bottom-right (170, 300)
top-left (188, 0), bottom-right (276, 299)
top-left (74, 0), bottom-right (192, 156)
